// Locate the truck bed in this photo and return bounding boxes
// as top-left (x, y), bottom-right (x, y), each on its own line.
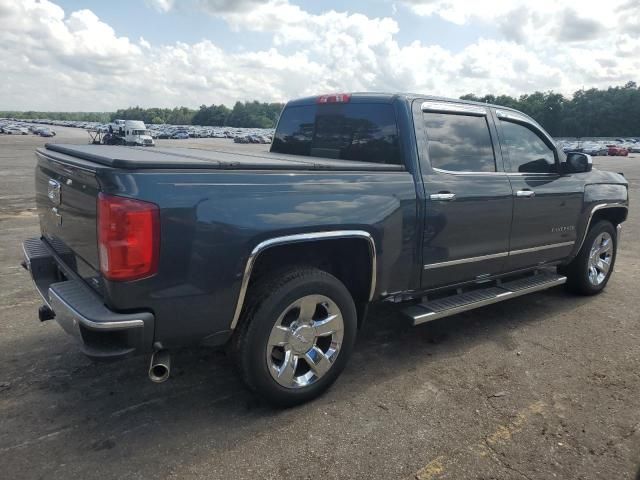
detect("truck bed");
top-left (42, 144), bottom-right (405, 171)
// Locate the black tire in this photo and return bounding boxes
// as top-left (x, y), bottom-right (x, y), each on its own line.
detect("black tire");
top-left (562, 220), bottom-right (617, 295)
top-left (233, 267), bottom-right (357, 407)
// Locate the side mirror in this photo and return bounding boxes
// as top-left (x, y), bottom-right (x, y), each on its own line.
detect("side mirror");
top-left (563, 152), bottom-right (592, 173)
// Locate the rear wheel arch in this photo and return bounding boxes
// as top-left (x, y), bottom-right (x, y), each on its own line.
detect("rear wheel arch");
top-left (231, 231), bottom-right (377, 331)
top-left (232, 266), bottom-right (358, 405)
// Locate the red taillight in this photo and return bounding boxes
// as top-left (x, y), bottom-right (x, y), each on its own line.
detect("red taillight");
top-left (316, 93), bottom-right (351, 104)
top-left (97, 193), bottom-right (160, 281)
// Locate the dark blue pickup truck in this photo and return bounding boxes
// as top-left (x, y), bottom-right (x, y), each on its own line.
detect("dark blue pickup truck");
top-left (22, 93), bottom-right (629, 405)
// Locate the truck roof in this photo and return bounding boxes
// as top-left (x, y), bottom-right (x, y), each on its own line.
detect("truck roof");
top-left (286, 92), bottom-right (533, 120)
top-left (125, 120), bottom-right (146, 127)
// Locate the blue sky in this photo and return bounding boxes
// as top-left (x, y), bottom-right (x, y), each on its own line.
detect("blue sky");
top-left (0, 0), bottom-right (637, 110)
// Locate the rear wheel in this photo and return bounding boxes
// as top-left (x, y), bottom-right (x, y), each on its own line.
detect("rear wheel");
top-left (562, 220), bottom-right (617, 295)
top-left (234, 267), bottom-right (357, 406)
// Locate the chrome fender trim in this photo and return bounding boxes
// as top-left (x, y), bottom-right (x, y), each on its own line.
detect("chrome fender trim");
top-left (574, 203), bottom-right (628, 254)
top-left (230, 230), bottom-right (377, 330)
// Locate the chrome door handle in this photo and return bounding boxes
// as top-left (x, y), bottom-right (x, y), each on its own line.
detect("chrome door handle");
top-left (430, 193), bottom-right (456, 201)
top-left (516, 190), bottom-right (535, 198)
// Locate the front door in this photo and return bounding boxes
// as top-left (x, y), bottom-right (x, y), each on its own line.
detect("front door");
top-left (416, 101), bottom-right (513, 289)
top-left (495, 111), bottom-right (583, 271)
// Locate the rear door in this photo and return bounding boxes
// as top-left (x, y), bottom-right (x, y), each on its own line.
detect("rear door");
top-left (494, 110), bottom-right (583, 271)
top-left (415, 100), bottom-right (513, 289)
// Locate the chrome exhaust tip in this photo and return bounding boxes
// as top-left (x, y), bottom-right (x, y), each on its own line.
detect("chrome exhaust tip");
top-left (148, 350), bottom-right (170, 383)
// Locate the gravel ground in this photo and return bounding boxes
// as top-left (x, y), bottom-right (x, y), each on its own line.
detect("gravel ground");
top-left (1, 127), bottom-right (639, 480)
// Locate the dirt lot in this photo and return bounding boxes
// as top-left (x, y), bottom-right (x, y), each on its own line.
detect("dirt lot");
top-left (1, 127), bottom-right (639, 479)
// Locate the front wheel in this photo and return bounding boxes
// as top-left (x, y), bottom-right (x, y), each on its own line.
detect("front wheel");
top-left (562, 220), bottom-right (617, 295)
top-left (233, 267), bottom-right (357, 406)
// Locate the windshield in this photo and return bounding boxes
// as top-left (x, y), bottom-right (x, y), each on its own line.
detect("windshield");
top-left (132, 129), bottom-right (149, 135)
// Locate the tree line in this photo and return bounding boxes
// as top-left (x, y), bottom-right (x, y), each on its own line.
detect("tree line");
top-left (2, 82), bottom-right (638, 134)
top-left (109, 101), bottom-right (283, 128)
top-left (1, 101), bottom-right (284, 128)
top-left (0, 111), bottom-right (111, 123)
top-left (461, 81), bottom-right (640, 137)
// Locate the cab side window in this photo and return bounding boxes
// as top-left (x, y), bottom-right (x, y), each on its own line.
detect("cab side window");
top-left (423, 112), bottom-right (496, 172)
top-left (500, 121), bottom-right (556, 174)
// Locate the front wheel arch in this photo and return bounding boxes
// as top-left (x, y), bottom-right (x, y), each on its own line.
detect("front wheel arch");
top-left (567, 205), bottom-right (627, 263)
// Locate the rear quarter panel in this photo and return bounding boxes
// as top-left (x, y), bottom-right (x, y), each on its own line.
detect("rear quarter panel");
top-left (99, 169), bottom-right (418, 347)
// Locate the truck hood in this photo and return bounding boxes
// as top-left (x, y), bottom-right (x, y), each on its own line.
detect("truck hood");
top-left (588, 168), bottom-right (628, 187)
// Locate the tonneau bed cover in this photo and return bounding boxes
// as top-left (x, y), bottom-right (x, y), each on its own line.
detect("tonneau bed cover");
top-left (42, 144), bottom-right (405, 171)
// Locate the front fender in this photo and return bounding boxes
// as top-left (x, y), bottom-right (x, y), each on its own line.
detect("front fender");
top-left (568, 183), bottom-right (629, 261)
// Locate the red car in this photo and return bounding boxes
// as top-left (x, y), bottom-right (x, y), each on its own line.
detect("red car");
top-left (606, 145), bottom-right (629, 156)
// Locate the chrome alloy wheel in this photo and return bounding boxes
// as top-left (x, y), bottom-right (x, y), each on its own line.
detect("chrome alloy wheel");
top-left (588, 232), bottom-right (613, 286)
top-left (266, 294), bottom-right (344, 389)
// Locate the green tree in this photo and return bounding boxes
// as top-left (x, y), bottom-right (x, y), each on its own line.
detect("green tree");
top-left (460, 81), bottom-right (640, 136)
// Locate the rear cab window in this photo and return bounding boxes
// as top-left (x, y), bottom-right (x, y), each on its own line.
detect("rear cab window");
top-left (271, 99), bottom-right (402, 165)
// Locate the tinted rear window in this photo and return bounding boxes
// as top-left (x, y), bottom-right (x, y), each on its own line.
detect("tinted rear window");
top-left (271, 103), bottom-right (401, 164)
top-left (423, 112), bottom-right (496, 172)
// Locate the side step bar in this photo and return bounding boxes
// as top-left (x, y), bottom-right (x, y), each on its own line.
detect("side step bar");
top-left (403, 271), bottom-right (566, 326)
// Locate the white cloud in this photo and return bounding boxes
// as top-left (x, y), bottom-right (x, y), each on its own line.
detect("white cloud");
top-left (0, 0), bottom-right (638, 111)
top-left (401, 0), bottom-right (631, 45)
top-left (144, 0), bottom-right (175, 13)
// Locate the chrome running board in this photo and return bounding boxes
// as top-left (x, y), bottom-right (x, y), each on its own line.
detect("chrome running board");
top-left (403, 271), bottom-right (566, 326)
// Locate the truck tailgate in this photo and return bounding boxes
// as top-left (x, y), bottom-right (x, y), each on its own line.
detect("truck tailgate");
top-left (35, 149), bottom-right (101, 286)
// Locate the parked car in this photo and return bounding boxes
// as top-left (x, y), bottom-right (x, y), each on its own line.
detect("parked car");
top-left (561, 142), bottom-right (581, 153)
top-left (4, 127), bottom-right (25, 135)
top-left (581, 142), bottom-right (602, 155)
top-left (607, 144), bottom-right (629, 156)
top-left (171, 131), bottom-right (189, 139)
top-left (21, 93), bottom-right (629, 406)
top-left (38, 128), bottom-right (56, 137)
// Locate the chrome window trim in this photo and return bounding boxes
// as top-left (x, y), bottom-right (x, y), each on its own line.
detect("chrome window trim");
top-left (423, 241), bottom-right (576, 270)
top-left (574, 203), bottom-right (628, 254)
top-left (230, 230), bottom-right (377, 330)
top-left (421, 101), bottom-right (487, 116)
top-left (496, 109), bottom-right (531, 123)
